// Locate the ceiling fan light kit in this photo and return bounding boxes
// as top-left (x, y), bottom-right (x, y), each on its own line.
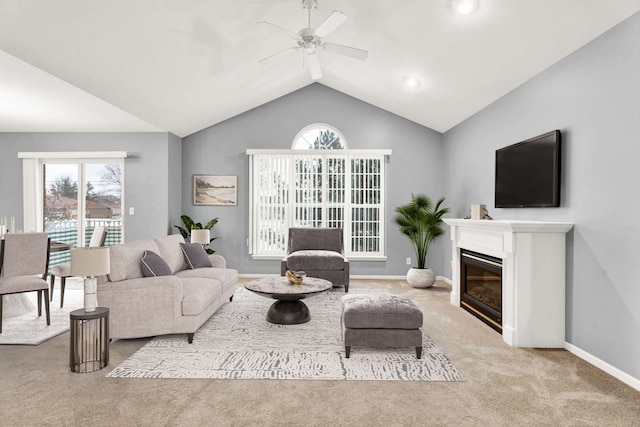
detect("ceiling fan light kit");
top-left (403, 76), bottom-right (421, 88)
top-left (258, 0), bottom-right (368, 80)
top-left (453, 0), bottom-right (479, 15)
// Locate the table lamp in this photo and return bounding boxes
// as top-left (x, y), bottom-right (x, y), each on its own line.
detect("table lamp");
top-left (71, 247), bottom-right (110, 312)
top-left (191, 229), bottom-right (210, 247)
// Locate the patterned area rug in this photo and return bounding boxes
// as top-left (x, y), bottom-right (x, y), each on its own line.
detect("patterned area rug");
top-left (107, 288), bottom-right (464, 381)
top-left (0, 290), bottom-right (83, 345)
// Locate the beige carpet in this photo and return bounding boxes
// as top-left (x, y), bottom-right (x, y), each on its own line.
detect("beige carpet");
top-left (0, 289), bottom-right (84, 345)
top-left (1, 279), bottom-right (639, 427)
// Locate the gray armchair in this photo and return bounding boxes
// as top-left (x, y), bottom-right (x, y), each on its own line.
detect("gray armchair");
top-left (281, 227), bottom-right (350, 292)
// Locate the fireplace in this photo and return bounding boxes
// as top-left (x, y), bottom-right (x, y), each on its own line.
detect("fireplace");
top-left (444, 219), bottom-right (573, 348)
top-left (460, 250), bottom-right (502, 333)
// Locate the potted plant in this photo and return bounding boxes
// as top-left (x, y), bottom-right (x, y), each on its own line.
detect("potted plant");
top-left (393, 194), bottom-right (449, 288)
top-left (174, 214), bottom-right (218, 254)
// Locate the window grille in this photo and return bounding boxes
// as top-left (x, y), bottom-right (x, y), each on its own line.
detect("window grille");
top-left (247, 149), bottom-right (390, 259)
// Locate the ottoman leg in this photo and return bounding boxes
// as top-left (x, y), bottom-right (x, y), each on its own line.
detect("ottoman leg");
top-left (345, 346), bottom-right (351, 358)
top-left (416, 347), bottom-right (422, 359)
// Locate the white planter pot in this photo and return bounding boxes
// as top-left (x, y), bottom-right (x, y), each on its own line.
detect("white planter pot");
top-left (407, 267), bottom-right (436, 288)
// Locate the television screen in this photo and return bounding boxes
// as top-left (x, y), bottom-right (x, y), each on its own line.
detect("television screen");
top-left (495, 130), bottom-right (561, 208)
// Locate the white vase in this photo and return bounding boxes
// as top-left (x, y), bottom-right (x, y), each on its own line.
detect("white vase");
top-left (406, 267), bottom-right (436, 288)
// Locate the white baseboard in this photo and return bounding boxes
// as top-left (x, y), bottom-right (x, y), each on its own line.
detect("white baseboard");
top-left (564, 342), bottom-right (640, 391)
top-left (439, 275), bottom-right (452, 285)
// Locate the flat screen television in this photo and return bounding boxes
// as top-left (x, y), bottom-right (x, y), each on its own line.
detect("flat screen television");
top-left (495, 130), bottom-right (561, 208)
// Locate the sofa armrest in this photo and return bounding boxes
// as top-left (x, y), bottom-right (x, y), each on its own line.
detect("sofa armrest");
top-left (97, 276), bottom-right (184, 339)
top-left (208, 254), bottom-right (226, 268)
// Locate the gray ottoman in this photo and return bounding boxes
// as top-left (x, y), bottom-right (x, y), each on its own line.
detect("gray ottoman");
top-left (341, 294), bottom-right (423, 359)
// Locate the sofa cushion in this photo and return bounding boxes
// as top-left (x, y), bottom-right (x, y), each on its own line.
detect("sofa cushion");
top-left (140, 250), bottom-right (172, 277)
top-left (180, 277), bottom-right (223, 316)
top-left (286, 250), bottom-right (346, 271)
top-left (154, 234), bottom-right (187, 273)
top-left (175, 267), bottom-right (238, 292)
top-left (180, 243), bottom-right (212, 269)
top-left (109, 239), bottom-right (160, 282)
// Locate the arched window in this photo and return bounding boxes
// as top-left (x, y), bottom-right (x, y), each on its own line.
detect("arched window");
top-left (247, 124), bottom-right (390, 260)
top-left (292, 124), bottom-right (347, 150)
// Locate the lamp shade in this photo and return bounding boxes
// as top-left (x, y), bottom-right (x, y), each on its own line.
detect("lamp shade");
top-left (71, 247), bottom-right (110, 277)
top-left (191, 229), bottom-right (210, 245)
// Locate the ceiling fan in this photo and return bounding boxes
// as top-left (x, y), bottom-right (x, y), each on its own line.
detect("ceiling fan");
top-left (258, 0), bottom-right (368, 80)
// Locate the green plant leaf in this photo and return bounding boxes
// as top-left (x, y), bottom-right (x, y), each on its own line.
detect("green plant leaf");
top-left (175, 214), bottom-right (220, 253)
top-left (393, 194), bottom-right (449, 269)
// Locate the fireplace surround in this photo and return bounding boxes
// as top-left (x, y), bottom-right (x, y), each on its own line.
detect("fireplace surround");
top-left (444, 219), bottom-right (573, 348)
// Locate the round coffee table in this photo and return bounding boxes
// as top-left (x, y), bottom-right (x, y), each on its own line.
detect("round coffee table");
top-left (244, 276), bottom-right (332, 325)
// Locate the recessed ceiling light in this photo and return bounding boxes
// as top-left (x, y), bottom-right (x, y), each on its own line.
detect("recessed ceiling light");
top-left (403, 76), bottom-right (421, 88)
top-left (453, 0), bottom-right (479, 15)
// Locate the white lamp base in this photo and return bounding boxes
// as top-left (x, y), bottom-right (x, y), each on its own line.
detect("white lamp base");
top-left (84, 276), bottom-right (98, 312)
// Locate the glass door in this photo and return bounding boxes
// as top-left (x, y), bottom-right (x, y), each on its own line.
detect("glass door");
top-left (44, 161), bottom-right (123, 267)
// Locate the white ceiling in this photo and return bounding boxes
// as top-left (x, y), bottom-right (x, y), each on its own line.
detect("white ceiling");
top-left (1, 0), bottom-right (639, 138)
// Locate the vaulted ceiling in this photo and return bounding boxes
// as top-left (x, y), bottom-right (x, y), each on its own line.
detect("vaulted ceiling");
top-left (1, 1), bottom-right (639, 138)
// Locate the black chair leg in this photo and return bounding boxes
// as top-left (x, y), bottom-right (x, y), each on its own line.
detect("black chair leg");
top-left (0, 296), bottom-right (3, 333)
top-left (37, 290), bottom-right (42, 316)
top-left (60, 277), bottom-right (66, 308)
top-left (416, 347), bottom-right (422, 359)
top-left (44, 289), bottom-right (50, 325)
top-left (50, 274), bottom-right (56, 302)
top-left (187, 333), bottom-right (194, 344)
top-left (345, 346), bottom-right (351, 358)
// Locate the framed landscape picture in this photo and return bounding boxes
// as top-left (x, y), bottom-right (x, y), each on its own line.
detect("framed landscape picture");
top-left (193, 175), bottom-right (237, 206)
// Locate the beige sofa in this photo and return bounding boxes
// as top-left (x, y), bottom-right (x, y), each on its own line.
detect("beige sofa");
top-left (97, 234), bottom-right (237, 343)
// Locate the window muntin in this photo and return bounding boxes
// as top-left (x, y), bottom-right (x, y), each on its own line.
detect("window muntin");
top-left (292, 124), bottom-right (347, 150)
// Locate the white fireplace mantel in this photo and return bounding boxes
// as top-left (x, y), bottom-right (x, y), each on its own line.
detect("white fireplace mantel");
top-left (444, 219), bottom-right (574, 348)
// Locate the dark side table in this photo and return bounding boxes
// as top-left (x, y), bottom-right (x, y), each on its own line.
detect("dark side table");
top-left (70, 307), bottom-right (109, 373)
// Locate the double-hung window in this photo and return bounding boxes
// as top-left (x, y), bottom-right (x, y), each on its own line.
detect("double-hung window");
top-left (247, 124), bottom-right (390, 260)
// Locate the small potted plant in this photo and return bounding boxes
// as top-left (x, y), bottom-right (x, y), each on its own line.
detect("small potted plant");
top-left (174, 215), bottom-right (218, 254)
top-left (393, 194), bottom-right (449, 288)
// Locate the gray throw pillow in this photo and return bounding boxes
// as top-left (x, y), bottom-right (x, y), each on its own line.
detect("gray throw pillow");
top-left (141, 250), bottom-right (172, 277)
top-left (180, 243), bottom-right (212, 269)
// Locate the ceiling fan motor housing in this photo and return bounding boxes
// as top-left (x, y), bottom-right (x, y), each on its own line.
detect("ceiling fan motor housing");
top-left (298, 28), bottom-right (321, 52)
top-left (302, 0), bottom-right (318, 10)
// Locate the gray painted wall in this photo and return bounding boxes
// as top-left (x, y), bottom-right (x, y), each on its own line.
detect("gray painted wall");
top-left (442, 13), bottom-right (640, 378)
top-left (167, 132), bottom-right (183, 235)
top-left (0, 132), bottom-right (177, 242)
top-left (181, 84), bottom-right (445, 276)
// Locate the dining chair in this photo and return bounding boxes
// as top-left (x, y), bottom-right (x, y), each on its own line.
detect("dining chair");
top-left (50, 226), bottom-right (107, 308)
top-left (0, 232), bottom-right (51, 333)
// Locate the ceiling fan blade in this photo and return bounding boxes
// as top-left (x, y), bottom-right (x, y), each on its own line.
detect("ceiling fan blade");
top-left (322, 42), bottom-right (368, 60)
top-left (314, 11), bottom-right (347, 38)
top-left (258, 21), bottom-right (300, 41)
top-left (305, 52), bottom-right (323, 80)
top-left (259, 46), bottom-right (300, 64)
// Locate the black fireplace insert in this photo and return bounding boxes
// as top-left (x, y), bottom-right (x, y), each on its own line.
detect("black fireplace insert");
top-left (460, 249), bottom-right (503, 332)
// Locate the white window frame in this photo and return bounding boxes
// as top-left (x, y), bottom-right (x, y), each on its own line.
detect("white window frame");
top-left (247, 149), bottom-right (391, 260)
top-left (18, 151), bottom-right (127, 237)
top-left (292, 123), bottom-right (348, 149)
